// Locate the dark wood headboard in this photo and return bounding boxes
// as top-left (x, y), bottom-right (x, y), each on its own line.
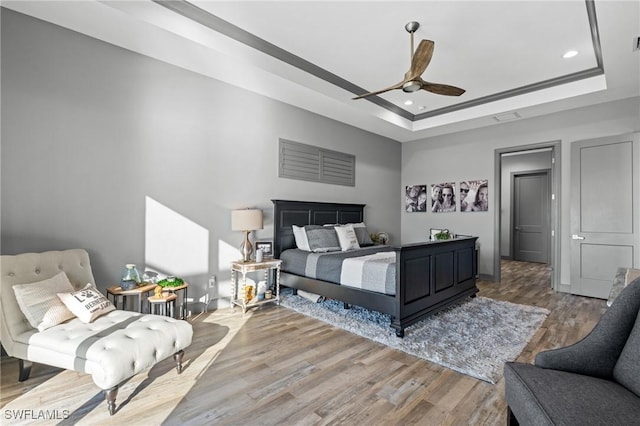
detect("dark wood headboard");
top-left (271, 200), bottom-right (365, 258)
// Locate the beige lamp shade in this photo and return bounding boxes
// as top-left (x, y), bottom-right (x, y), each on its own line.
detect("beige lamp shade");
top-left (231, 209), bottom-right (263, 231)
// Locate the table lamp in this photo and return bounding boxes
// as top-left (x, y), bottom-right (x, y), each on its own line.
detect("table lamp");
top-left (231, 209), bottom-right (263, 262)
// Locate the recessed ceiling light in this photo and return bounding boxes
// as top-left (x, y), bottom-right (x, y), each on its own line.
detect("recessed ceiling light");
top-left (404, 100), bottom-right (413, 106)
top-left (418, 106), bottom-right (427, 110)
top-left (563, 50), bottom-right (579, 59)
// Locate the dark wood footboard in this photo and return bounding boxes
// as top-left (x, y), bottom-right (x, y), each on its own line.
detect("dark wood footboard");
top-left (392, 238), bottom-right (478, 336)
top-left (272, 200), bottom-right (478, 337)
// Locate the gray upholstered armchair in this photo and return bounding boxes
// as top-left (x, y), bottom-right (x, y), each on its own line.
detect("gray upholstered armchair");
top-left (504, 278), bottom-right (640, 425)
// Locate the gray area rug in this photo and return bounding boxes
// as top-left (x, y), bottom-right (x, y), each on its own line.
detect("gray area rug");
top-left (280, 291), bottom-right (549, 383)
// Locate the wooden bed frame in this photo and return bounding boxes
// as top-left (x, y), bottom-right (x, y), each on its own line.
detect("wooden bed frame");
top-left (272, 200), bottom-right (478, 337)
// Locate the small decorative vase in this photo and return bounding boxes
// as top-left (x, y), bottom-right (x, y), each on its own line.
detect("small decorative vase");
top-left (142, 270), bottom-right (158, 284)
top-left (121, 264), bottom-right (141, 290)
top-left (257, 280), bottom-right (267, 299)
top-left (255, 248), bottom-right (264, 263)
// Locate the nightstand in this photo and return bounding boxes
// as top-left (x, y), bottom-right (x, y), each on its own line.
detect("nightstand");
top-left (230, 258), bottom-right (282, 313)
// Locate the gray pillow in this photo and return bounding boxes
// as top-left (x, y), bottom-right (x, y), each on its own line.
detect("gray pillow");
top-left (293, 225), bottom-right (324, 251)
top-left (306, 227), bottom-right (341, 252)
top-left (354, 227), bottom-right (374, 246)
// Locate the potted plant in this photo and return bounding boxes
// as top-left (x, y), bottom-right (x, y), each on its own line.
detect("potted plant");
top-left (435, 230), bottom-right (451, 240)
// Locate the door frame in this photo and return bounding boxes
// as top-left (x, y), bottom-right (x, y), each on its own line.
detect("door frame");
top-left (494, 140), bottom-right (561, 289)
top-left (510, 169), bottom-right (551, 263)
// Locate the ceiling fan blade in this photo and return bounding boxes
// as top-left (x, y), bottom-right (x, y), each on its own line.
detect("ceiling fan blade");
top-left (421, 81), bottom-right (466, 96)
top-left (406, 39), bottom-right (435, 81)
top-left (352, 82), bottom-right (404, 100)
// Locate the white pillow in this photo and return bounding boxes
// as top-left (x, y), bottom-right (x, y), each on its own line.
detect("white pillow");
top-left (58, 283), bottom-right (115, 323)
top-left (335, 224), bottom-right (361, 251)
top-left (325, 222), bottom-right (374, 246)
top-left (292, 225), bottom-right (311, 251)
top-left (12, 272), bottom-right (76, 332)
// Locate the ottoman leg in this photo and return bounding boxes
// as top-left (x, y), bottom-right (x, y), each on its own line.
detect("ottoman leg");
top-left (174, 350), bottom-right (185, 374)
top-left (104, 386), bottom-right (118, 416)
top-left (18, 359), bottom-right (32, 382)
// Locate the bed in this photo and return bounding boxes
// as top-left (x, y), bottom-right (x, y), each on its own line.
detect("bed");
top-left (272, 200), bottom-right (478, 337)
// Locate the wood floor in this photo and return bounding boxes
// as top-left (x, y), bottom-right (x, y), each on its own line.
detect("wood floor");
top-left (1, 260), bottom-right (607, 425)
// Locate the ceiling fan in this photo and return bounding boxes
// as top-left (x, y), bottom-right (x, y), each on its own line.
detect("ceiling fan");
top-left (353, 22), bottom-right (465, 100)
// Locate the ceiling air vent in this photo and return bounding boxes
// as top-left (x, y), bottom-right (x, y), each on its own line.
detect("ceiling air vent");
top-left (493, 112), bottom-right (521, 122)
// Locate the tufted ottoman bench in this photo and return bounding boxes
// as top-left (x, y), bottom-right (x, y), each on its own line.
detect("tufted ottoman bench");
top-left (23, 310), bottom-right (192, 414)
top-left (1, 249), bottom-right (193, 415)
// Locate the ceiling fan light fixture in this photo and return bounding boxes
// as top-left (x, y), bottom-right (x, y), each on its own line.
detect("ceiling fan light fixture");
top-left (402, 80), bottom-right (422, 92)
top-left (405, 21), bottom-right (420, 33)
top-left (352, 22), bottom-right (464, 100)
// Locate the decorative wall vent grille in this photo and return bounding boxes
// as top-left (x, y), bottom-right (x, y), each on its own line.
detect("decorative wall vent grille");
top-left (279, 139), bottom-right (355, 187)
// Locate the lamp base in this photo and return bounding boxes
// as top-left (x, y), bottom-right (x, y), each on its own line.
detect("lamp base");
top-left (240, 231), bottom-right (253, 262)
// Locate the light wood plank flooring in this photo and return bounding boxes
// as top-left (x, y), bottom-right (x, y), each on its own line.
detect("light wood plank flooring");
top-left (1, 260), bottom-right (607, 425)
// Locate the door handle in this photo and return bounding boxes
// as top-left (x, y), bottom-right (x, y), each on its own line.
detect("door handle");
top-left (571, 234), bottom-right (585, 240)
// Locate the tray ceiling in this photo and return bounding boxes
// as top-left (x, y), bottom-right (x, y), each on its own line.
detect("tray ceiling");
top-left (3, 1), bottom-right (639, 142)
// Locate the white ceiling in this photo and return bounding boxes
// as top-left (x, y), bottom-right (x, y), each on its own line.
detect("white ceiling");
top-left (4, 1), bottom-right (639, 142)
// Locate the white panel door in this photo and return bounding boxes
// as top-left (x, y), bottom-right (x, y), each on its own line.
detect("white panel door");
top-left (570, 133), bottom-right (640, 298)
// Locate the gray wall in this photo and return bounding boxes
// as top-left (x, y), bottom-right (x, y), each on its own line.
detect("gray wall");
top-left (3, 8), bottom-right (640, 303)
top-left (0, 9), bottom-right (401, 311)
top-left (500, 150), bottom-right (553, 258)
top-left (402, 96), bottom-right (640, 283)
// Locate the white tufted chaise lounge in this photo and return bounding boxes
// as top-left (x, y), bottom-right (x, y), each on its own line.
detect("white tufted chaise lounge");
top-left (0, 249), bottom-right (193, 415)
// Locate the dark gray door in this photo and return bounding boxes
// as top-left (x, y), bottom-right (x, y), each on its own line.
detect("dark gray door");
top-left (570, 134), bottom-right (640, 298)
top-left (513, 171), bottom-right (550, 263)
